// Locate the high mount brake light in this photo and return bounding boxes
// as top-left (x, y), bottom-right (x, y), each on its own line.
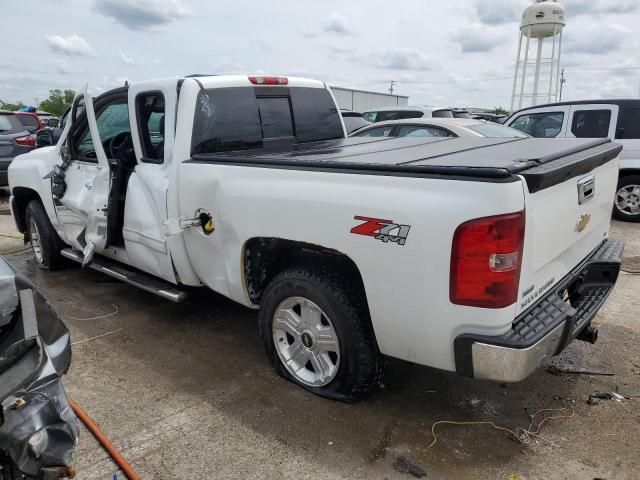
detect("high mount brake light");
top-left (248, 76), bottom-right (288, 85)
top-left (450, 211), bottom-right (525, 309)
top-left (15, 134), bottom-right (35, 147)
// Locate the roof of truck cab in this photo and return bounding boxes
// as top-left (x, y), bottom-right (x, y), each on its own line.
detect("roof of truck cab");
top-left (186, 75), bottom-right (327, 90)
top-left (189, 136), bottom-right (617, 182)
top-left (511, 98), bottom-right (640, 116)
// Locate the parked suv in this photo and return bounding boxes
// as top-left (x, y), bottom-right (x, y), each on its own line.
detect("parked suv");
top-left (0, 110), bottom-right (34, 186)
top-left (363, 106), bottom-right (454, 123)
top-left (505, 100), bottom-right (640, 222)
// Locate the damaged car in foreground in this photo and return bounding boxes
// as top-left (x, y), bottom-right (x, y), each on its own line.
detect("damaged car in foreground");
top-left (0, 257), bottom-right (78, 479)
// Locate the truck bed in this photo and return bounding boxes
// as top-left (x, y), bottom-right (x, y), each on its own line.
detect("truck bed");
top-left (189, 136), bottom-right (622, 192)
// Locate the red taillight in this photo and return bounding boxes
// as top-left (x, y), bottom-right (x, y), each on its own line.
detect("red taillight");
top-left (248, 75), bottom-right (288, 85)
top-left (450, 211), bottom-right (525, 309)
top-left (14, 134), bottom-right (35, 147)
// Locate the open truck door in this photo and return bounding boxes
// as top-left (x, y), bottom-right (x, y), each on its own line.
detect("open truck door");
top-left (53, 86), bottom-right (119, 264)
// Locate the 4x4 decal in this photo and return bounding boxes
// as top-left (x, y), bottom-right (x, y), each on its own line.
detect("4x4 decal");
top-left (350, 216), bottom-right (411, 246)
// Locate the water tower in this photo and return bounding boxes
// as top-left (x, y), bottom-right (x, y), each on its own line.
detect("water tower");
top-left (510, 0), bottom-right (566, 110)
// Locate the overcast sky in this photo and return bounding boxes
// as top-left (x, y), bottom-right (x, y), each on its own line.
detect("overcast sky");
top-left (2, 0), bottom-right (639, 109)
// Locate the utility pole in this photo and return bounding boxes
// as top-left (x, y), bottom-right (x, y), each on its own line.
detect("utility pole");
top-left (559, 69), bottom-right (566, 101)
top-left (389, 80), bottom-right (396, 95)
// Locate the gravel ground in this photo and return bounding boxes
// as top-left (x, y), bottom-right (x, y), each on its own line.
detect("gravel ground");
top-left (1, 200), bottom-right (638, 479)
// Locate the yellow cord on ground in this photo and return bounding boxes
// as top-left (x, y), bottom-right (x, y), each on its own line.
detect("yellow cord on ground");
top-left (427, 408), bottom-right (575, 452)
top-left (427, 420), bottom-right (520, 450)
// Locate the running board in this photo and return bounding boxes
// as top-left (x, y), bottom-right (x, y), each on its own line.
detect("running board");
top-left (60, 249), bottom-right (187, 303)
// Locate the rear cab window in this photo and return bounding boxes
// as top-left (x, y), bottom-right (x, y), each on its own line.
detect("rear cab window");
top-left (191, 86), bottom-right (343, 154)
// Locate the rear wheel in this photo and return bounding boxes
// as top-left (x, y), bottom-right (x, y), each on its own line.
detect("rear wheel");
top-left (25, 200), bottom-right (67, 269)
top-left (259, 265), bottom-right (382, 402)
top-left (613, 175), bottom-right (640, 222)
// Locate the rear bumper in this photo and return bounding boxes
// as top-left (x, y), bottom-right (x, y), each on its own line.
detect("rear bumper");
top-left (454, 239), bottom-right (623, 382)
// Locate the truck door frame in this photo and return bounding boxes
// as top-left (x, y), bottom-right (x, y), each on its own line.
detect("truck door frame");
top-left (122, 80), bottom-right (180, 283)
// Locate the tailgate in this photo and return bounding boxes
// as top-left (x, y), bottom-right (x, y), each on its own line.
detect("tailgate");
top-left (516, 141), bottom-right (622, 314)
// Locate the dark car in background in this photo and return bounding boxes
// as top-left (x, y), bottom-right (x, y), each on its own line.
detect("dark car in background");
top-left (14, 112), bottom-right (43, 134)
top-left (340, 111), bottom-right (371, 134)
top-left (0, 111), bottom-right (34, 186)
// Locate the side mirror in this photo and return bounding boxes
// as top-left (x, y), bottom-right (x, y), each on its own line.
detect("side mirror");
top-left (35, 130), bottom-right (54, 148)
top-left (47, 118), bottom-right (59, 128)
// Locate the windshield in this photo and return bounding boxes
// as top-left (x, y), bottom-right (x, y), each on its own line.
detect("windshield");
top-left (466, 123), bottom-right (529, 138)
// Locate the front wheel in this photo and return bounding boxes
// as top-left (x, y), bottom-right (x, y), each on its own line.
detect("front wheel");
top-left (25, 200), bottom-right (68, 269)
top-left (259, 265), bottom-right (382, 402)
top-left (613, 175), bottom-right (640, 222)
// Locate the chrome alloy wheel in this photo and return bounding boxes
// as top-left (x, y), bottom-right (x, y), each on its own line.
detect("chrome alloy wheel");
top-left (28, 216), bottom-right (44, 264)
top-left (272, 296), bottom-right (341, 387)
top-left (616, 184), bottom-right (640, 216)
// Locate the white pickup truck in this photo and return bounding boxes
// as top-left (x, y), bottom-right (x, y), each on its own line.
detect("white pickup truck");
top-left (8, 75), bottom-right (623, 401)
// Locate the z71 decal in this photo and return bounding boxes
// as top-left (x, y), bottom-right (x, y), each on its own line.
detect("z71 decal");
top-left (350, 216), bottom-right (411, 246)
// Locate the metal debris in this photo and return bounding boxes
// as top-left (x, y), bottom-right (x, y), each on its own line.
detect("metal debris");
top-left (393, 456), bottom-right (427, 478)
top-left (0, 257), bottom-right (78, 478)
top-left (547, 365), bottom-right (615, 376)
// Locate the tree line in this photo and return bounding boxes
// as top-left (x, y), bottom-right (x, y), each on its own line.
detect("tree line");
top-left (0, 89), bottom-right (76, 116)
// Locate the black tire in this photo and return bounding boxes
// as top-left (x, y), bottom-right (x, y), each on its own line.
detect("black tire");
top-left (259, 265), bottom-right (382, 402)
top-left (613, 174), bottom-right (640, 223)
top-left (24, 200), bottom-right (68, 270)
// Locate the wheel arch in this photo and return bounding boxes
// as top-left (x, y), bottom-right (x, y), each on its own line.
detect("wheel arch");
top-left (11, 187), bottom-right (44, 234)
top-left (242, 237), bottom-right (369, 309)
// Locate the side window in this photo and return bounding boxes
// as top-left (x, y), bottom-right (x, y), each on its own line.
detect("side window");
top-left (355, 126), bottom-right (393, 137)
top-left (571, 109), bottom-right (611, 138)
top-left (136, 92), bottom-right (166, 162)
top-left (397, 125), bottom-right (453, 138)
top-left (509, 112), bottom-right (564, 138)
top-left (616, 108), bottom-right (640, 139)
top-left (75, 101), bottom-right (130, 158)
top-left (362, 112), bottom-right (377, 122)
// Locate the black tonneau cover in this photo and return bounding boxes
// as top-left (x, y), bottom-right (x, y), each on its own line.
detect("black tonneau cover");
top-left (190, 136), bottom-right (622, 192)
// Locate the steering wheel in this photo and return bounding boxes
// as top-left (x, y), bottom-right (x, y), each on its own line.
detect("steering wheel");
top-left (109, 131), bottom-right (134, 160)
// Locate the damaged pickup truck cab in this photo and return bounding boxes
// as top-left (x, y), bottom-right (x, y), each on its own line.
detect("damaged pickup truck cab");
top-left (8, 75), bottom-right (623, 401)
